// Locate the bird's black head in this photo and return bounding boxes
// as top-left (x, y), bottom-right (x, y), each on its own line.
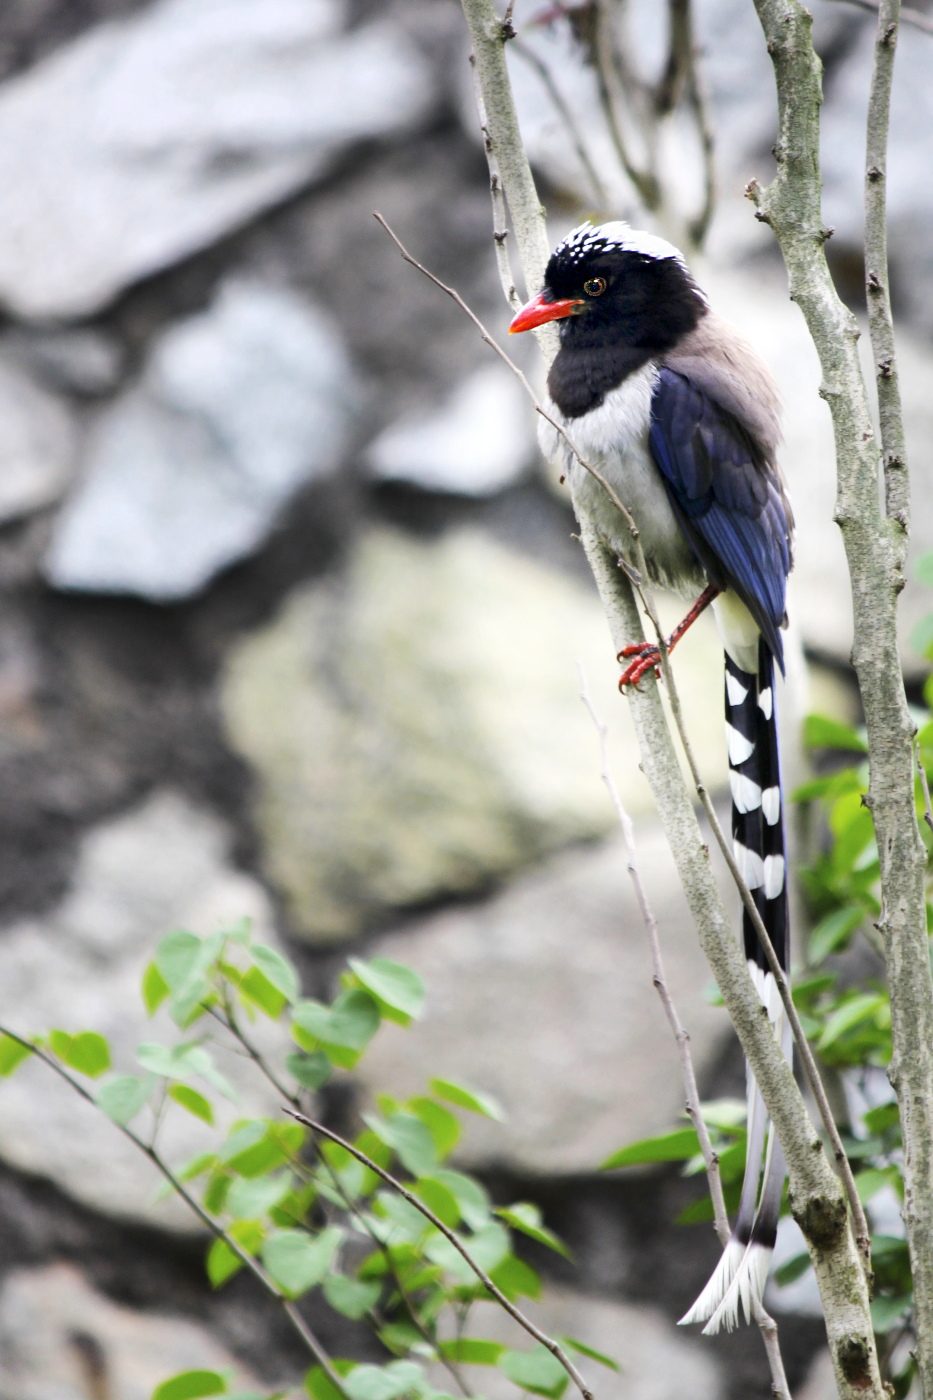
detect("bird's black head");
top-left (510, 222), bottom-right (707, 418)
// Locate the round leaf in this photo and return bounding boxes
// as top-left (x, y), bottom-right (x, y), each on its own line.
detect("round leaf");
top-left (347, 959), bottom-right (424, 1021)
top-left (251, 945), bottom-right (300, 1004)
top-left (500, 1348), bottom-right (568, 1399)
top-left (97, 1075), bottom-right (151, 1126)
top-left (151, 1371), bottom-right (227, 1400)
top-left (262, 1226), bottom-right (343, 1297)
top-left (169, 1084), bottom-right (215, 1125)
top-left (429, 1078), bottom-right (503, 1121)
top-left (322, 1274), bottom-right (381, 1320)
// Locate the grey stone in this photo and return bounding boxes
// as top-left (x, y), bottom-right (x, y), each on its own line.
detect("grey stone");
top-left (0, 355), bottom-right (76, 523)
top-left (0, 791), bottom-right (288, 1228)
top-left (0, 1262), bottom-right (265, 1400)
top-left (15, 327), bottom-right (125, 397)
top-left (46, 280), bottom-right (358, 600)
top-left (0, 0), bottom-right (434, 321)
top-left (366, 364), bottom-right (535, 496)
top-left (221, 525), bottom-right (731, 944)
top-left (432, 1287), bottom-right (721, 1400)
top-left (360, 825), bottom-right (729, 1175)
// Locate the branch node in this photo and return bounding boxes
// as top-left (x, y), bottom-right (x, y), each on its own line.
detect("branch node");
top-left (867, 164), bottom-right (883, 183)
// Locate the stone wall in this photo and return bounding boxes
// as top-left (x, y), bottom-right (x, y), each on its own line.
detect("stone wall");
top-left (0, 1), bottom-right (925, 1397)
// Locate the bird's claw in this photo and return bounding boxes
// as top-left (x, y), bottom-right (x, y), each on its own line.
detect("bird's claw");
top-left (617, 643), bottom-right (662, 689)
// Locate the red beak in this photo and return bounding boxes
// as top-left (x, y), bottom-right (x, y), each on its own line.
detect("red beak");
top-left (508, 290), bottom-right (583, 334)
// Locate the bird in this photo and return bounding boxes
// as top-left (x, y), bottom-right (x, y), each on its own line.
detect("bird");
top-left (508, 220), bottom-right (794, 1333)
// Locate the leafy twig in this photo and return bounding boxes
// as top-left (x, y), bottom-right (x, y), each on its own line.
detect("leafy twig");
top-left (284, 1109), bottom-right (596, 1400)
top-left (0, 1023), bottom-right (348, 1397)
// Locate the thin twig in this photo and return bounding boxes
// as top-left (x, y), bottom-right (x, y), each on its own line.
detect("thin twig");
top-left (0, 1025), bottom-right (348, 1397)
top-left (825, 0), bottom-right (933, 34)
top-left (916, 738), bottom-right (933, 837)
top-left (284, 1109), bottom-right (596, 1400)
top-left (510, 39), bottom-right (610, 208)
top-left (577, 665), bottom-right (730, 1245)
top-left (578, 668), bottom-right (790, 1400)
top-left (684, 23), bottom-right (716, 249)
top-left (591, 0), bottom-right (660, 209)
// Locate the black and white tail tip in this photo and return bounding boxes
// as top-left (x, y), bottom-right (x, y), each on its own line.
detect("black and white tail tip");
top-left (679, 640), bottom-right (792, 1334)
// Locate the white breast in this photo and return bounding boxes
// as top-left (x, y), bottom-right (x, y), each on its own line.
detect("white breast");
top-left (538, 363), bottom-right (704, 597)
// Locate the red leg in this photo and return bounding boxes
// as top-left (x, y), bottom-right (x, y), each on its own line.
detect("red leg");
top-left (617, 585), bottom-right (721, 689)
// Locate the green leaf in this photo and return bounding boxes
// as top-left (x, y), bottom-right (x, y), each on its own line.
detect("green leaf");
top-left (227, 1174), bottom-right (292, 1221)
top-left (500, 1347), bottom-right (568, 1399)
top-left (206, 1221), bottom-right (265, 1287)
top-left (322, 1274), bottom-right (381, 1320)
top-left (293, 992), bottom-right (380, 1051)
top-left (363, 1112), bottom-right (437, 1177)
top-left (262, 1226), bottom-right (343, 1297)
top-left (251, 945), bottom-right (300, 1004)
top-left (285, 1051), bottom-right (331, 1092)
top-left (49, 1030), bottom-right (111, 1078)
top-left (151, 1370), bottom-right (227, 1400)
top-left (496, 1203), bottom-right (570, 1259)
top-left (155, 930), bottom-right (203, 991)
top-left (239, 967), bottom-right (287, 1019)
top-left (428, 1078), bottom-right (504, 1121)
top-left (143, 961), bottom-right (171, 1016)
top-left (774, 1252), bottom-right (811, 1286)
top-left (803, 714), bottom-right (868, 753)
top-left (818, 994), bottom-right (887, 1051)
top-left (0, 1034), bottom-right (32, 1077)
top-left (343, 1363), bottom-right (424, 1400)
top-left (169, 1084), bottom-right (215, 1125)
top-left (136, 1042), bottom-right (238, 1104)
top-left (600, 1127), bottom-right (699, 1169)
top-left (856, 1167), bottom-right (902, 1204)
top-left (871, 1294), bottom-right (913, 1334)
top-left (347, 959), bottom-right (424, 1023)
top-left (408, 1099), bottom-right (460, 1160)
top-left (808, 905), bottom-right (865, 964)
top-left (306, 1366), bottom-right (352, 1400)
top-left (411, 1177), bottom-right (460, 1229)
top-left (440, 1340), bottom-right (505, 1366)
top-left (429, 1170), bottom-right (491, 1230)
top-left (97, 1074), bottom-right (151, 1126)
top-left (489, 1253), bottom-right (541, 1301)
top-left (863, 1103), bottom-right (900, 1136)
top-left (561, 1338), bottom-right (619, 1372)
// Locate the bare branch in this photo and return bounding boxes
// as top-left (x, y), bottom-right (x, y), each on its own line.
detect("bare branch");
top-left (0, 1024), bottom-right (348, 1397)
top-left (917, 739), bottom-right (933, 837)
top-left (825, 0), bottom-right (933, 35)
top-left (283, 1109), bottom-right (596, 1400)
top-left (469, 56), bottom-right (521, 311)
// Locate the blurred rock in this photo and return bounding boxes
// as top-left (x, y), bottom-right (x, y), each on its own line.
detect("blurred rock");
top-left (0, 0), bottom-right (434, 320)
top-left (0, 356), bottom-right (76, 524)
top-left (0, 1261), bottom-right (263, 1400)
top-left (14, 327), bottom-right (125, 397)
top-left (221, 525), bottom-right (731, 944)
top-left (366, 364), bottom-right (534, 496)
top-left (0, 790), bottom-right (287, 1228)
top-left (360, 825), bottom-right (728, 1175)
top-left (46, 280), bottom-right (358, 600)
top-left (432, 1288), bottom-right (721, 1400)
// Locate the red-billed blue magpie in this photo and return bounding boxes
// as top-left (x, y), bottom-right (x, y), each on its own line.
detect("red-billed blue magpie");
top-left (509, 221), bottom-right (794, 1332)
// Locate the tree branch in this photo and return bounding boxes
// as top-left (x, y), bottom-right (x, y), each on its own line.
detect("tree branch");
top-left (749, 1), bottom-right (933, 1394)
top-left (283, 1110), bottom-right (595, 1400)
top-left (825, 0), bottom-right (933, 36)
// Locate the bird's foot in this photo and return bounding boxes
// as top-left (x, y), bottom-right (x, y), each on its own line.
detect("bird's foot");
top-left (617, 642), bottom-right (662, 689)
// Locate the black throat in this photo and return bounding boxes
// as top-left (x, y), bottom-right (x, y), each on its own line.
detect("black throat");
top-left (547, 256), bottom-right (707, 419)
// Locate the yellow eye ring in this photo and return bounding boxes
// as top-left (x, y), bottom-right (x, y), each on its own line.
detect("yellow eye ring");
top-left (583, 277), bottom-right (607, 296)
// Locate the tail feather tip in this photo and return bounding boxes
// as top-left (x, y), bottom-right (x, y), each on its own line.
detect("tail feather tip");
top-left (678, 1239), bottom-right (745, 1327)
top-left (702, 1242), bottom-right (772, 1335)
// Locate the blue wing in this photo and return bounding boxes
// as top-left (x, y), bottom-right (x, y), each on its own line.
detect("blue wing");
top-left (649, 366), bottom-right (792, 670)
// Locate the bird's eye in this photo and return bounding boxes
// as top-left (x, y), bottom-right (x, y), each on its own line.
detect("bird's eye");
top-left (583, 277), bottom-right (607, 296)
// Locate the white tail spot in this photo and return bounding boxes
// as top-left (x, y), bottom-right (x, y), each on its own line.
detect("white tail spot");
top-left (734, 841), bottom-right (764, 889)
top-left (764, 854), bottom-right (785, 899)
top-left (726, 723), bottom-right (755, 765)
top-left (726, 673), bottom-right (749, 706)
top-left (679, 1239), bottom-right (745, 1326)
top-left (758, 687), bottom-right (773, 720)
top-left (762, 786), bottom-right (781, 825)
top-left (703, 1243), bottom-right (772, 1334)
top-left (730, 772), bottom-right (762, 813)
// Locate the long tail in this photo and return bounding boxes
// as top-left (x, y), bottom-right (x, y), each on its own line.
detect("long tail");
top-left (680, 638), bottom-right (791, 1333)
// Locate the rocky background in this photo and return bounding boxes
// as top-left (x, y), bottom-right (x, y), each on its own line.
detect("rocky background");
top-left (0, 0), bottom-right (929, 1397)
